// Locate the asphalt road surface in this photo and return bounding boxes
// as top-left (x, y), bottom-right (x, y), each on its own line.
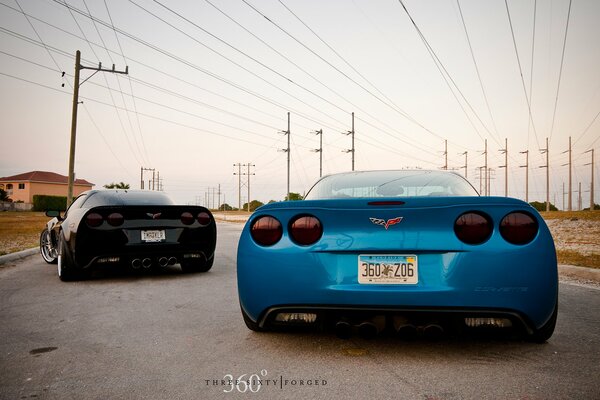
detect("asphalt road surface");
top-left (1, 222), bottom-right (599, 400)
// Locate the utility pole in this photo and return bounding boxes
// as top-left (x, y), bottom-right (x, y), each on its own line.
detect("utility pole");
top-left (443, 140), bottom-right (448, 170)
top-left (499, 138), bottom-right (508, 197)
top-left (217, 184), bottom-right (221, 211)
top-left (311, 129), bottom-right (323, 177)
top-left (563, 183), bottom-right (566, 211)
top-left (246, 163), bottom-right (255, 212)
top-left (578, 182), bottom-right (582, 211)
top-left (140, 167), bottom-right (155, 190)
top-left (67, 50), bottom-right (128, 205)
top-left (481, 139), bottom-right (488, 196)
top-left (520, 150), bottom-right (529, 202)
top-left (460, 151), bottom-right (467, 178)
top-left (562, 136), bottom-right (572, 211)
top-left (540, 138), bottom-right (550, 212)
top-left (278, 113), bottom-right (290, 200)
top-left (584, 149), bottom-right (594, 210)
top-left (342, 112), bottom-right (355, 171)
top-left (233, 163), bottom-right (243, 210)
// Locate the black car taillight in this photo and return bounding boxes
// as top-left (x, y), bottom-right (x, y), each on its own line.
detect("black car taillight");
top-left (107, 212), bottom-right (124, 227)
top-left (86, 213), bottom-right (103, 227)
top-left (454, 212), bottom-right (493, 245)
top-left (500, 212), bottom-right (538, 245)
top-left (251, 216), bottom-right (282, 246)
top-left (197, 212), bottom-right (211, 226)
top-left (181, 212), bottom-right (194, 225)
top-left (289, 215), bottom-right (322, 246)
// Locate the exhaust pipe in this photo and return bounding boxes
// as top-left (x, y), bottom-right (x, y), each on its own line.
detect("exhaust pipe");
top-left (158, 257), bottom-right (168, 267)
top-left (334, 320), bottom-right (352, 339)
top-left (168, 257), bottom-right (177, 266)
top-left (423, 323), bottom-right (444, 340)
top-left (393, 316), bottom-right (417, 340)
top-left (142, 258), bottom-right (152, 269)
top-left (131, 259), bottom-right (142, 269)
top-left (357, 315), bottom-right (385, 339)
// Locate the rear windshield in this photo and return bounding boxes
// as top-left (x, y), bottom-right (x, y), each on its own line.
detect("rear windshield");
top-left (82, 190), bottom-right (175, 208)
top-left (304, 170), bottom-right (478, 200)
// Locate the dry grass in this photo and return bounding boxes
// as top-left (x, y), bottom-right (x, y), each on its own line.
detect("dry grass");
top-left (539, 210), bottom-right (600, 221)
top-left (556, 250), bottom-right (600, 270)
top-left (0, 211), bottom-right (48, 256)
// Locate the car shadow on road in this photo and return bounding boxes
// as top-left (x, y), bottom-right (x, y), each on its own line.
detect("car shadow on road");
top-left (80, 264), bottom-right (203, 283)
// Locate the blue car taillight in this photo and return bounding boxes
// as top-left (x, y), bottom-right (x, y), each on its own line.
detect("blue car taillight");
top-left (454, 211), bottom-right (493, 245)
top-left (289, 215), bottom-right (322, 246)
top-left (251, 216), bottom-right (283, 246)
top-left (500, 212), bottom-right (538, 245)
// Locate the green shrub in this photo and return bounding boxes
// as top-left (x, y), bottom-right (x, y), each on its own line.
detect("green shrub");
top-left (32, 195), bottom-right (67, 211)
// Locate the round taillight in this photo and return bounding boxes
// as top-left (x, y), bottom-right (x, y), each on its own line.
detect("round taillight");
top-left (289, 215), bottom-right (322, 246)
top-left (181, 212), bottom-right (194, 225)
top-left (107, 212), bottom-right (124, 227)
top-left (454, 212), bottom-right (492, 245)
top-left (250, 216), bottom-right (282, 246)
top-left (197, 212), bottom-right (211, 226)
top-left (86, 213), bottom-right (103, 228)
top-left (500, 212), bottom-right (538, 245)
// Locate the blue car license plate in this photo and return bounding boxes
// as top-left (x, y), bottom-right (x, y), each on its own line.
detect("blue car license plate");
top-left (358, 254), bottom-right (418, 284)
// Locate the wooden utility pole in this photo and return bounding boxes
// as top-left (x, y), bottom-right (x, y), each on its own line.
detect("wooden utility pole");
top-left (246, 163), bottom-right (255, 212)
top-left (540, 138), bottom-right (550, 211)
top-left (233, 163), bottom-right (243, 210)
top-left (460, 151), bottom-right (468, 178)
top-left (443, 140), bottom-right (448, 170)
top-left (343, 112), bottom-right (355, 171)
top-left (520, 150), bottom-right (529, 202)
top-left (278, 113), bottom-right (291, 200)
top-left (311, 129), bottom-right (323, 177)
top-left (585, 149), bottom-right (594, 210)
top-left (499, 138), bottom-right (508, 197)
top-left (67, 50), bottom-right (128, 205)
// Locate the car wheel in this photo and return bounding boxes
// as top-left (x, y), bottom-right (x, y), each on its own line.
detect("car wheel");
top-left (180, 257), bottom-right (213, 273)
top-left (241, 306), bottom-right (263, 332)
top-left (39, 229), bottom-right (58, 264)
top-left (57, 234), bottom-right (80, 282)
top-left (528, 301), bottom-right (558, 343)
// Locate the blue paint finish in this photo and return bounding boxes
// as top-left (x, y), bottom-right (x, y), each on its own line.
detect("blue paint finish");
top-left (237, 196), bottom-right (558, 330)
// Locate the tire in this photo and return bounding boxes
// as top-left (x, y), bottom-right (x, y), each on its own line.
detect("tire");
top-left (180, 257), bottom-right (213, 273)
top-left (241, 305), bottom-right (263, 332)
top-left (39, 229), bottom-right (58, 264)
top-left (57, 234), bottom-right (81, 282)
top-left (528, 301), bottom-right (558, 343)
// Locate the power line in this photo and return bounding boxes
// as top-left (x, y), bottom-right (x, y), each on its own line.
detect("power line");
top-left (548, 0), bottom-right (573, 144)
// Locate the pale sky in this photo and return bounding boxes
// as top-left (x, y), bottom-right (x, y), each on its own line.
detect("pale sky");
top-left (1, 0), bottom-right (599, 208)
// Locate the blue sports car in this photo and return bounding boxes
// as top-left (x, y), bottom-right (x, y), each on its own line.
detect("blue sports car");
top-left (237, 170), bottom-right (558, 342)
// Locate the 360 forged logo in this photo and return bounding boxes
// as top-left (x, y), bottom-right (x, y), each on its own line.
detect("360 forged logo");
top-left (204, 370), bottom-right (328, 394)
top-left (369, 217), bottom-right (403, 230)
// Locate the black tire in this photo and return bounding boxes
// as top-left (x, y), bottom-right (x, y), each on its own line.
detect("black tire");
top-left (241, 306), bottom-right (263, 332)
top-left (39, 229), bottom-right (58, 264)
top-left (528, 301), bottom-right (558, 343)
top-left (57, 234), bottom-right (81, 282)
top-left (180, 257), bottom-right (213, 273)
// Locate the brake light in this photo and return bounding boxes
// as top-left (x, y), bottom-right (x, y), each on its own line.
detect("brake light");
top-left (500, 212), bottom-right (538, 245)
top-left (250, 216), bottom-right (282, 246)
top-left (289, 215), bottom-right (322, 246)
top-left (107, 212), bottom-right (124, 227)
top-left (197, 212), bottom-right (211, 226)
top-left (86, 213), bottom-right (103, 227)
top-left (181, 212), bottom-right (194, 225)
top-left (454, 212), bottom-right (492, 245)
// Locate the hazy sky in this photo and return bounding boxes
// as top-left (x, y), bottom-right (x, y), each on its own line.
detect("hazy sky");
top-left (1, 0), bottom-right (599, 208)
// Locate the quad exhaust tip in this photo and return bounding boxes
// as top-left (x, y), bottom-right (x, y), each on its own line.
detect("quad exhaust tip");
top-left (142, 258), bottom-right (152, 269)
top-left (131, 259), bottom-right (142, 269)
top-left (158, 257), bottom-right (168, 267)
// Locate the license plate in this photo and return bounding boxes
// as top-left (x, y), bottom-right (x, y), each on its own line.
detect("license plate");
top-left (141, 230), bottom-right (166, 243)
top-left (358, 254), bottom-right (418, 284)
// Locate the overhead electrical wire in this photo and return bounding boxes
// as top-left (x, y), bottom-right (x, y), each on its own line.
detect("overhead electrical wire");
top-left (548, 0), bottom-right (573, 144)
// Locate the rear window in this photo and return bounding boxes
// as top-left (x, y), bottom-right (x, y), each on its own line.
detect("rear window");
top-left (304, 170), bottom-right (478, 200)
top-left (82, 191), bottom-right (175, 208)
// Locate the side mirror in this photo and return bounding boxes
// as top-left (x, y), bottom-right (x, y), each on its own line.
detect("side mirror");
top-left (45, 210), bottom-right (63, 220)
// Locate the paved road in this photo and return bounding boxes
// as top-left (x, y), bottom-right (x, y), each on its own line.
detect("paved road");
top-left (1, 222), bottom-right (599, 400)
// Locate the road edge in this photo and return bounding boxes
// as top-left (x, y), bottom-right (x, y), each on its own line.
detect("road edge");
top-left (0, 247), bottom-right (39, 265)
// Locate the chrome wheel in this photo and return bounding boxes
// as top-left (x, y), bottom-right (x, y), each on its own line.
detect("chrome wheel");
top-left (40, 229), bottom-right (57, 264)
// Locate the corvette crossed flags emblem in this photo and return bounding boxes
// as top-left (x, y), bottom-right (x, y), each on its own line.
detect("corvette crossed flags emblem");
top-left (369, 217), bottom-right (403, 230)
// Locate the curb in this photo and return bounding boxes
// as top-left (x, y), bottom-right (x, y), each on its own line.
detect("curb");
top-left (0, 247), bottom-right (39, 265)
top-left (558, 264), bottom-right (600, 283)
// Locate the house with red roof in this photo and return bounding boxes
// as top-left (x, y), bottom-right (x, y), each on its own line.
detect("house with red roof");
top-left (0, 171), bottom-right (94, 204)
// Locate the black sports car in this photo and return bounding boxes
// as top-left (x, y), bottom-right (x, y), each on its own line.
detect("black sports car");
top-left (43, 190), bottom-right (216, 281)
